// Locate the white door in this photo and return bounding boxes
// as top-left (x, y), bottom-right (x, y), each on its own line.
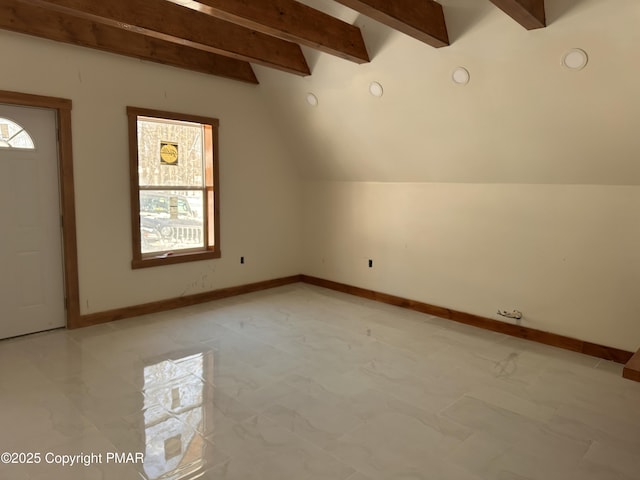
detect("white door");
top-left (0, 104), bottom-right (65, 339)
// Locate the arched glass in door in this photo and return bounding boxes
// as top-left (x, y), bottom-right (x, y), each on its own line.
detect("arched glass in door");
top-left (0, 117), bottom-right (36, 149)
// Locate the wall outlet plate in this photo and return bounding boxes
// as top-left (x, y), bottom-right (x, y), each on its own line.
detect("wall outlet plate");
top-left (497, 309), bottom-right (522, 320)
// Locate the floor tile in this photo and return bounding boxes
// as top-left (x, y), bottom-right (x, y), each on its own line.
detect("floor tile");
top-left (0, 284), bottom-right (638, 480)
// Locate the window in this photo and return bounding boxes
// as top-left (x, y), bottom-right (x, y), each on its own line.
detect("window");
top-left (0, 117), bottom-right (35, 149)
top-left (128, 107), bottom-right (220, 268)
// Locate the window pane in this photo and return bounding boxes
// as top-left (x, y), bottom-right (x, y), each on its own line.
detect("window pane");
top-left (129, 107), bottom-right (219, 267)
top-left (0, 118), bottom-right (35, 149)
top-left (140, 190), bottom-right (204, 254)
top-left (137, 117), bottom-right (204, 187)
top-left (9, 131), bottom-right (35, 149)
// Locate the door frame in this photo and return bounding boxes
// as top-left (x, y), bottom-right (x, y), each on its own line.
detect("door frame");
top-left (0, 90), bottom-right (80, 329)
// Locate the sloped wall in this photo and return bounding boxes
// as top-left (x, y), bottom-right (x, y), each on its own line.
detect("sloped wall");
top-left (258, 0), bottom-right (640, 350)
top-left (2, 0), bottom-right (639, 351)
top-left (258, 0), bottom-right (640, 184)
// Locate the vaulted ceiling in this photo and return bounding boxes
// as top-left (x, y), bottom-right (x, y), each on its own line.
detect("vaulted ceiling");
top-left (0, 0), bottom-right (545, 84)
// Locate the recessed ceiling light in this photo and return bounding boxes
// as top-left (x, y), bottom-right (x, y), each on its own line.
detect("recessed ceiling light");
top-left (452, 67), bottom-right (470, 85)
top-left (306, 92), bottom-right (318, 107)
top-left (562, 49), bottom-right (588, 70)
top-left (369, 81), bottom-right (383, 97)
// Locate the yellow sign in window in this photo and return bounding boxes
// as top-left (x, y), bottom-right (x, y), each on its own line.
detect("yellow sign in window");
top-left (160, 142), bottom-right (179, 165)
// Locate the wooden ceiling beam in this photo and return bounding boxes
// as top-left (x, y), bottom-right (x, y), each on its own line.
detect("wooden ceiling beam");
top-left (333, 0), bottom-right (449, 48)
top-left (23, 0), bottom-right (311, 75)
top-left (0, 0), bottom-right (258, 83)
top-left (489, 0), bottom-right (546, 30)
top-left (186, 0), bottom-right (369, 64)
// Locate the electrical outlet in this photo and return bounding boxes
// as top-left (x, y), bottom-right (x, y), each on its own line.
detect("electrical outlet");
top-left (368, 259), bottom-right (373, 268)
top-left (497, 309), bottom-right (522, 320)
top-left (240, 256), bottom-right (245, 264)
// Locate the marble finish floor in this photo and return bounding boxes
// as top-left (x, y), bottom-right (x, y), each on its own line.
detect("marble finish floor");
top-left (1, 284), bottom-right (639, 480)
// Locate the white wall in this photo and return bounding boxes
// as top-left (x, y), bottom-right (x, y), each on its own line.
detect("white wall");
top-left (2, 0), bottom-right (639, 352)
top-left (1, 30), bottom-right (302, 314)
top-left (302, 182), bottom-right (640, 351)
top-left (273, 0), bottom-right (640, 351)
top-left (257, 0), bottom-right (640, 184)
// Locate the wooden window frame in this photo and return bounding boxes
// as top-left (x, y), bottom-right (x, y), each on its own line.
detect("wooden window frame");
top-left (127, 106), bottom-right (220, 269)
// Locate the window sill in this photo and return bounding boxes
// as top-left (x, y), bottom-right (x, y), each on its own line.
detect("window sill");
top-left (132, 249), bottom-right (220, 269)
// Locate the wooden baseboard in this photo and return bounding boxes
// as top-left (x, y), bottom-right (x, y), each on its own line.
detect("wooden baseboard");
top-left (73, 275), bottom-right (302, 328)
top-left (71, 272), bottom-right (634, 367)
top-left (300, 275), bottom-right (634, 364)
top-left (623, 349), bottom-right (640, 382)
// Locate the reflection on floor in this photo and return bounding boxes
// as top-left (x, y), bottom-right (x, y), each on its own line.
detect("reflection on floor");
top-left (0, 284), bottom-right (639, 480)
